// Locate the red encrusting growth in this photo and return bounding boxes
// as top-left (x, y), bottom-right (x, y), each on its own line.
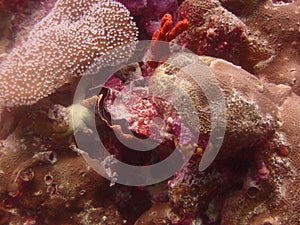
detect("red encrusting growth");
top-left (148, 13), bottom-right (189, 67)
top-left (279, 146), bottom-right (290, 157)
top-left (173, 0), bottom-right (248, 65)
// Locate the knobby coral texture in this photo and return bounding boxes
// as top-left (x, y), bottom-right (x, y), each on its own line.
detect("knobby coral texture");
top-left (0, 0), bottom-right (138, 106)
top-left (0, 0), bottom-right (300, 225)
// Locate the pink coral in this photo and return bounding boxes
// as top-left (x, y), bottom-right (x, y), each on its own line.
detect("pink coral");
top-left (0, 0), bottom-right (138, 107)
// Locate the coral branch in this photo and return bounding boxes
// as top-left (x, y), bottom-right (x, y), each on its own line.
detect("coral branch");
top-left (148, 13), bottom-right (189, 67)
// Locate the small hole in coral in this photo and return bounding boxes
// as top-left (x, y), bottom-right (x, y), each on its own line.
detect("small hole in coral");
top-left (44, 174), bottom-right (53, 185)
top-left (247, 186), bottom-right (259, 198)
top-left (47, 151), bottom-right (57, 164)
top-left (79, 189), bottom-right (86, 196)
top-left (150, 212), bottom-right (157, 216)
top-left (49, 152), bottom-right (54, 161)
top-left (19, 168), bottom-right (34, 182)
top-left (263, 221), bottom-right (273, 225)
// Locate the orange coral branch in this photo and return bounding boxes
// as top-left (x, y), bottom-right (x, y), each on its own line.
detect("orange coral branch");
top-left (167, 18), bottom-right (189, 41)
top-left (148, 13), bottom-right (189, 68)
top-left (152, 13), bottom-right (173, 41)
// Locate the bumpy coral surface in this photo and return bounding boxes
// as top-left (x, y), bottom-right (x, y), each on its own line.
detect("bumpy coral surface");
top-left (1, 0), bottom-right (300, 224)
top-left (0, 0), bottom-right (138, 107)
top-left (245, 0), bottom-right (300, 94)
top-left (172, 0), bottom-right (248, 65)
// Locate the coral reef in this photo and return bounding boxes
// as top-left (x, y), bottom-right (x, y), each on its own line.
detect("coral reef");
top-left (0, 104), bottom-right (110, 224)
top-left (244, 0), bottom-right (300, 95)
top-left (1, 0), bottom-right (300, 224)
top-left (150, 54), bottom-right (274, 224)
top-left (0, 0), bottom-right (138, 106)
top-left (151, 54), bottom-right (276, 159)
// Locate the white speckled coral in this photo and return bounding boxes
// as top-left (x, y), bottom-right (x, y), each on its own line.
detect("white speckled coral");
top-left (0, 0), bottom-right (138, 107)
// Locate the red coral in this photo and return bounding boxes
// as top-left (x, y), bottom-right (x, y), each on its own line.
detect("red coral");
top-left (148, 13), bottom-right (189, 67)
top-left (151, 13), bottom-right (189, 42)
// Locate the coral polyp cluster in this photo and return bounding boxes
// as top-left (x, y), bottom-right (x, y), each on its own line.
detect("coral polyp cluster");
top-left (0, 0), bottom-right (138, 107)
top-left (0, 0), bottom-right (300, 224)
